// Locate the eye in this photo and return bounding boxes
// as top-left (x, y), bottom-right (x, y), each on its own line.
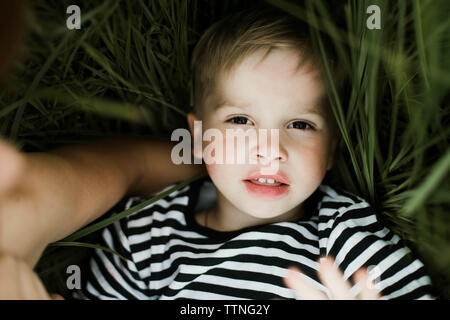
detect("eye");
top-left (287, 121), bottom-right (314, 130)
top-left (226, 116), bottom-right (253, 125)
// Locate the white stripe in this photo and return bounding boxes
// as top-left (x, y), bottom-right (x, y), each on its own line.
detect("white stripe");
top-left (319, 184), bottom-right (365, 203)
top-left (131, 246), bottom-right (152, 264)
top-left (148, 264), bottom-right (182, 291)
top-left (342, 231), bottom-right (401, 279)
top-left (326, 214), bottom-right (379, 254)
top-left (150, 241), bottom-right (221, 255)
top-left (85, 281), bottom-right (116, 300)
top-left (111, 220), bottom-right (132, 252)
top-left (377, 257), bottom-right (429, 295)
top-left (169, 274), bottom-right (294, 298)
top-left (150, 260), bottom-right (327, 293)
top-left (145, 246), bottom-right (319, 280)
top-left (102, 228), bottom-right (149, 291)
top-left (129, 225), bottom-right (208, 264)
top-left (160, 289), bottom-right (248, 300)
top-left (187, 261), bottom-right (327, 292)
top-left (97, 249), bottom-right (149, 299)
top-left (381, 275), bottom-right (432, 300)
top-left (234, 231), bottom-right (319, 254)
top-left (319, 204), bottom-right (372, 231)
top-left (319, 185), bottom-right (359, 203)
top-left (363, 245), bottom-right (411, 292)
top-left (144, 183), bottom-right (190, 199)
top-left (127, 195), bottom-right (189, 219)
top-left (150, 230), bottom-right (318, 255)
top-left (128, 209), bottom-right (187, 233)
top-left (150, 225), bottom-right (208, 240)
top-left (320, 201), bottom-right (371, 220)
top-left (90, 258), bottom-right (128, 299)
top-left (416, 294), bottom-right (435, 300)
top-left (318, 184), bottom-right (339, 197)
top-left (153, 209), bottom-right (187, 224)
top-left (276, 222), bottom-right (319, 242)
top-left (125, 197), bottom-right (143, 210)
top-left (128, 215), bottom-right (153, 228)
top-left (334, 227), bottom-right (391, 274)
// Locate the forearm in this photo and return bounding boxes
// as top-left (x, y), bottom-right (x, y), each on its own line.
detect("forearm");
top-left (0, 137), bottom-right (203, 267)
top-left (0, 138), bottom-right (138, 266)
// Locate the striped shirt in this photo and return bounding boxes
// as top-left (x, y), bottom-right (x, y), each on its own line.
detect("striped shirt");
top-left (72, 177), bottom-right (435, 300)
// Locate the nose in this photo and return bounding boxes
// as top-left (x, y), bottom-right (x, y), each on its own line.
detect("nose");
top-left (251, 131), bottom-right (287, 164)
top-left (256, 147), bottom-right (286, 163)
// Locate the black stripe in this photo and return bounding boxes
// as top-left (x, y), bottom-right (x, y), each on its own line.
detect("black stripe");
top-left (102, 222), bottom-right (134, 262)
top-left (330, 187), bottom-right (364, 204)
top-left (96, 246), bottom-right (152, 297)
top-left (98, 223), bottom-right (154, 297)
top-left (319, 201), bottom-right (354, 210)
top-left (127, 202), bottom-right (189, 224)
top-left (319, 205), bottom-right (376, 240)
top-left (145, 253), bottom-right (320, 285)
top-left (128, 220), bottom-right (319, 248)
top-left (82, 260), bottom-right (119, 299)
top-left (380, 256), bottom-right (430, 296)
top-left (318, 203), bottom-right (373, 225)
top-left (91, 253), bottom-right (143, 299)
top-left (149, 238), bottom-right (318, 266)
top-left (162, 281), bottom-right (287, 300)
top-left (174, 267), bottom-right (300, 290)
top-left (327, 221), bottom-right (386, 258)
top-left (127, 213), bottom-right (188, 236)
top-left (389, 284), bottom-right (434, 300)
top-left (336, 228), bottom-right (396, 272)
top-left (336, 232), bottom-right (406, 286)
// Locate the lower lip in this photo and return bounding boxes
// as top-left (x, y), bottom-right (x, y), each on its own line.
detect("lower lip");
top-left (243, 180), bottom-right (290, 198)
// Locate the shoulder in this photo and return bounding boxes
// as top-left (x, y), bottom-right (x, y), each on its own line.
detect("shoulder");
top-left (316, 184), bottom-right (376, 227)
top-left (116, 178), bottom-right (202, 221)
top-left (316, 184), bottom-right (395, 266)
top-left (315, 185), bottom-right (436, 299)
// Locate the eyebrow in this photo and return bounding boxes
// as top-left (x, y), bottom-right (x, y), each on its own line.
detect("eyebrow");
top-left (214, 100), bottom-right (327, 118)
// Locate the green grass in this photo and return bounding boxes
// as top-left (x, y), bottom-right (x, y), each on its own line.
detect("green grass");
top-left (0, 0), bottom-right (449, 299)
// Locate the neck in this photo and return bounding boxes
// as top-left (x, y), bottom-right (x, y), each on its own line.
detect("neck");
top-left (204, 191), bottom-right (305, 232)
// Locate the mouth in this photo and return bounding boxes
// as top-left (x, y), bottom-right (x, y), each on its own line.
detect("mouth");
top-left (244, 177), bottom-right (289, 187)
top-left (242, 174), bottom-right (291, 198)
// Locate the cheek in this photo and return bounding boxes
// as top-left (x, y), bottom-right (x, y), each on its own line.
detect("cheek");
top-left (205, 163), bottom-right (216, 177)
top-left (292, 140), bottom-right (329, 172)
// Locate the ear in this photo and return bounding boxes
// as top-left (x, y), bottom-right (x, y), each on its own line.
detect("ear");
top-left (187, 112), bottom-right (203, 161)
top-left (187, 112), bottom-right (199, 137)
top-left (326, 130), bottom-right (341, 171)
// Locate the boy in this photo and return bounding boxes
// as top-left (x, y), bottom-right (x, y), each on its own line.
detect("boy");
top-left (71, 8), bottom-right (434, 299)
top-left (0, 7), bottom-right (434, 299)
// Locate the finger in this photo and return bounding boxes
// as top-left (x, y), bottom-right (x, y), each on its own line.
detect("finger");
top-left (0, 139), bottom-right (25, 195)
top-left (318, 257), bottom-right (354, 300)
top-left (50, 293), bottom-right (64, 300)
top-left (17, 256), bottom-right (50, 300)
top-left (283, 267), bottom-right (328, 300)
top-left (0, 254), bottom-right (50, 300)
top-left (0, 254), bottom-right (21, 299)
top-left (353, 268), bottom-right (381, 300)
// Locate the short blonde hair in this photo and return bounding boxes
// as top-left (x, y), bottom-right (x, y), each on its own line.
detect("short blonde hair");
top-left (190, 6), bottom-right (340, 120)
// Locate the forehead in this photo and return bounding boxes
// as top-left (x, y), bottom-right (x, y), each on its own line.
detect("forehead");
top-left (210, 48), bottom-right (327, 118)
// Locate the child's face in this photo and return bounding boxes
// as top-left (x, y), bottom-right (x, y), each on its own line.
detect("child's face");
top-left (188, 48), bottom-right (339, 221)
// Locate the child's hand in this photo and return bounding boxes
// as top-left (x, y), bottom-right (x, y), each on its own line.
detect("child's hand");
top-left (283, 256), bottom-right (381, 300)
top-left (0, 253), bottom-right (63, 300)
top-left (0, 138), bottom-right (25, 195)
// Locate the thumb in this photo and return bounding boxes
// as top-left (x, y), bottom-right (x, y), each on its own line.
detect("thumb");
top-left (50, 293), bottom-right (64, 300)
top-left (0, 138), bottom-right (25, 195)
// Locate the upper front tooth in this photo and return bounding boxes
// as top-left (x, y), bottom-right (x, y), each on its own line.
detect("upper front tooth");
top-left (267, 178), bottom-right (275, 184)
top-left (257, 178), bottom-right (266, 183)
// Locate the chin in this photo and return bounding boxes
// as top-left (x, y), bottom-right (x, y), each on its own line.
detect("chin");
top-left (241, 204), bottom-right (288, 220)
